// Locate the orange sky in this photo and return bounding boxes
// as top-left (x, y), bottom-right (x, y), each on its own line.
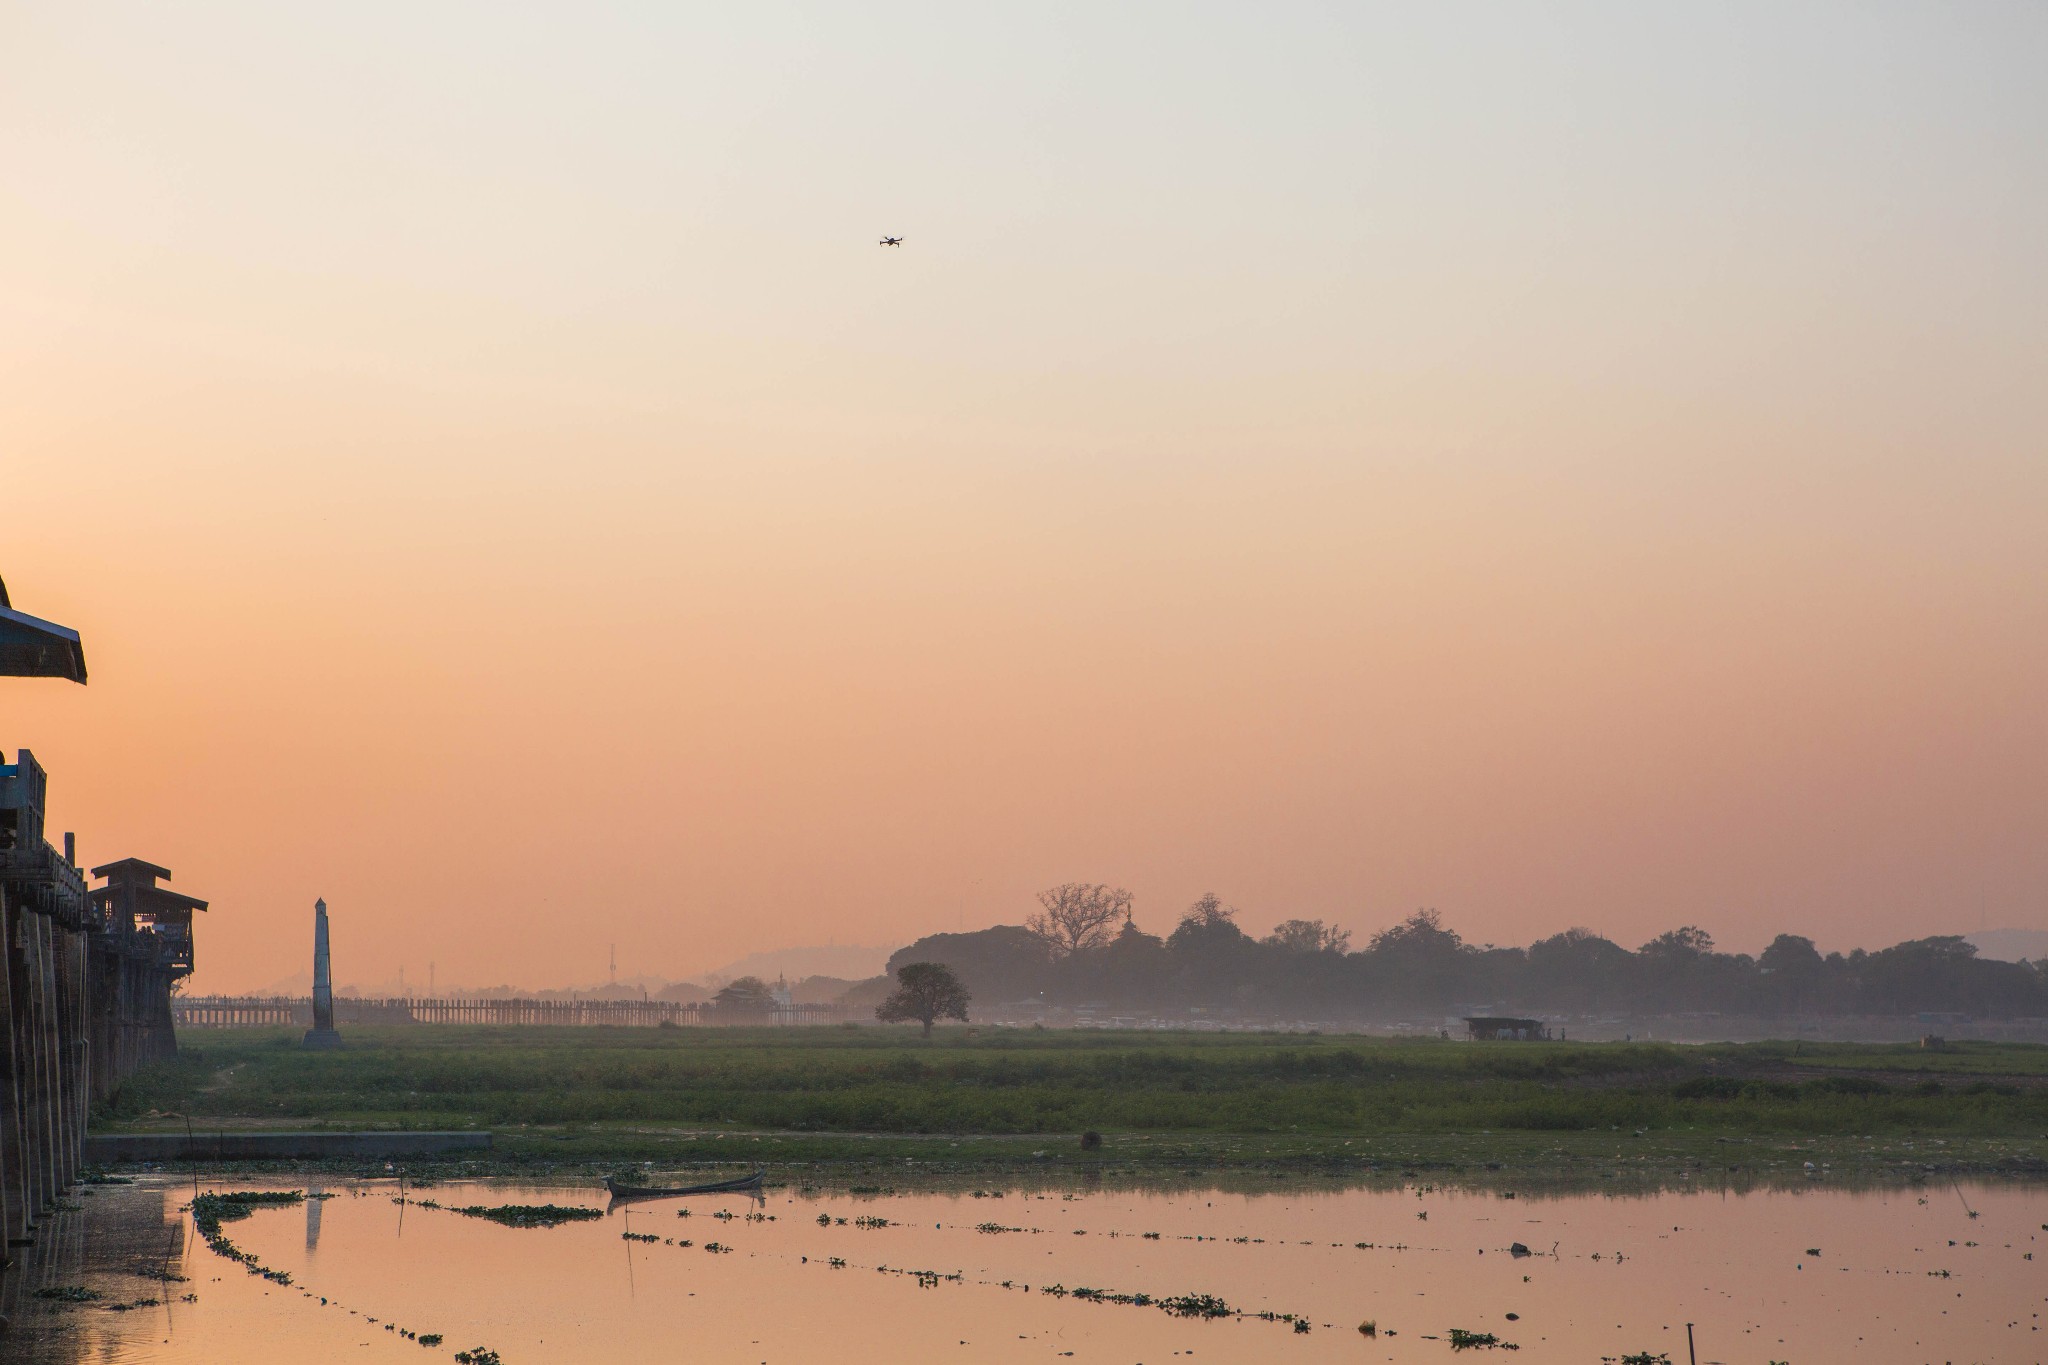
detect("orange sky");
top-left (4, 4), bottom-right (2044, 991)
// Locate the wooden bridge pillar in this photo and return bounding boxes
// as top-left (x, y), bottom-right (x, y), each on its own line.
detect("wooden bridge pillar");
top-left (19, 914), bottom-right (44, 1223)
top-left (54, 924), bottom-right (85, 1191)
top-left (36, 919), bottom-right (57, 1216)
top-left (0, 888), bottom-right (21, 1251)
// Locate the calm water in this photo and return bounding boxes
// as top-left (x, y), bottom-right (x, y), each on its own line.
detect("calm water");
top-left (4, 1173), bottom-right (2042, 1363)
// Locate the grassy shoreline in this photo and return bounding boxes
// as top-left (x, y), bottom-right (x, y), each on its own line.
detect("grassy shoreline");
top-left (97, 1025), bottom-right (2048, 1187)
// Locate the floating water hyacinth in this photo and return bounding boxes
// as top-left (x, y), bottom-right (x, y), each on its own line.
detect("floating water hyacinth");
top-left (33, 1286), bottom-right (103, 1303)
top-left (191, 1191), bottom-right (304, 1285)
top-left (446, 1203), bottom-right (602, 1229)
top-left (1447, 1327), bottom-right (1516, 1349)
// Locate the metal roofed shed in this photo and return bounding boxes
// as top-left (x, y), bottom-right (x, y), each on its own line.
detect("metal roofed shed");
top-left (0, 577), bottom-right (87, 682)
top-left (1464, 1016), bottom-right (1554, 1041)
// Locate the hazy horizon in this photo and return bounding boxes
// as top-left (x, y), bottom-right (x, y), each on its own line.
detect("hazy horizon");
top-left (219, 924), bottom-right (2048, 1003)
top-left (5, 3), bottom-right (2044, 994)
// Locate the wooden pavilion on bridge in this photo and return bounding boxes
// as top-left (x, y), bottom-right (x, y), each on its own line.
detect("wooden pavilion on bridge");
top-left (90, 858), bottom-right (205, 976)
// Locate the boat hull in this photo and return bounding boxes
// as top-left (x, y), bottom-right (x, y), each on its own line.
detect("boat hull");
top-left (604, 1169), bottom-right (765, 1199)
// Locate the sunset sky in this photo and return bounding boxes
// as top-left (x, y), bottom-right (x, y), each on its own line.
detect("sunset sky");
top-left (4, 3), bottom-right (2044, 992)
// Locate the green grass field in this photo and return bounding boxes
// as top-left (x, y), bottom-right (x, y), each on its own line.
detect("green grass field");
top-left (99, 1026), bottom-right (2048, 1181)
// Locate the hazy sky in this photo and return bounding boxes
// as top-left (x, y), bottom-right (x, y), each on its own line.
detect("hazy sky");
top-left (4, 3), bottom-right (2044, 992)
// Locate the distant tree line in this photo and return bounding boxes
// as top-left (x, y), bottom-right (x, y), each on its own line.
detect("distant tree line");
top-left (884, 884), bottom-right (2047, 1022)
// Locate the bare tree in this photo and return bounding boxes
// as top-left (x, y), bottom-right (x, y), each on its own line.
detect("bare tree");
top-left (875, 962), bottom-right (971, 1037)
top-left (1026, 883), bottom-right (1134, 958)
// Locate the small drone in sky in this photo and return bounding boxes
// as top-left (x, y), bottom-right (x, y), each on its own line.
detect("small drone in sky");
top-left (878, 235), bottom-right (903, 247)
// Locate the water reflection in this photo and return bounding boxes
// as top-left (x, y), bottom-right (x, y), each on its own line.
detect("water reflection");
top-left (5, 1172), bottom-right (2042, 1364)
top-left (305, 1176), bottom-right (324, 1252)
top-left (0, 1177), bottom-right (187, 1363)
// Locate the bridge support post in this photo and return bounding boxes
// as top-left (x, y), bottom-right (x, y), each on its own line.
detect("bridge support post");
top-left (0, 888), bottom-right (20, 1251)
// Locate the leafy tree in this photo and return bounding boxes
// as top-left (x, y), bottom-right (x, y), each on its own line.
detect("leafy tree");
top-left (1361, 908), bottom-right (1469, 1011)
top-left (875, 962), bottom-right (971, 1037)
top-left (1640, 926), bottom-right (1715, 962)
top-left (1369, 908), bottom-right (1463, 957)
top-left (712, 976), bottom-right (776, 1014)
top-left (1168, 893), bottom-right (1250, 952)
top-left (1525, 928), bottom-right (1633, 1013)
top-left (1027, 883), bottom-right (1134, 957)
top-left (887, 926), bottom-right (1051, 1004)
top-left (1758, 934), bottom-right (1825, 1014)
top-left (1759, 934), bottom-right (1823, 974)
top-left (1263, 919), bottom-right (1351, 954)
top-left (1856, 935), bottom-right (2010, 1014)
top-left (1635, 927), bottom-right (1721, 1010)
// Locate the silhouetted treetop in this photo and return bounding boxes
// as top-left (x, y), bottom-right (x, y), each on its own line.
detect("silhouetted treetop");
top-left (880, 904), bottom-right (2046, 1024)
top-left (1369, 908), bottom-right (1464, 957)
top-left (1264, 919), bottom-right (1351, 954)
top-left (1641, 926), bottom-right (1716, 961)
top-left (1759, 934), bottom-right (1823, 974)
top-left (1168, 893), bottom-right (1250, 952)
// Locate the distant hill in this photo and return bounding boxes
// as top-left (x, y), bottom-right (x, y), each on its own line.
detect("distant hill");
top-left (1967, 929), bottom-right (2048, 963)
top-left (698, 944), bottom-right (897, 986)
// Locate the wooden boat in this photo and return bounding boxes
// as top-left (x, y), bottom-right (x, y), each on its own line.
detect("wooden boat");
top-left (604, 1168), bottom-right (765, 1200)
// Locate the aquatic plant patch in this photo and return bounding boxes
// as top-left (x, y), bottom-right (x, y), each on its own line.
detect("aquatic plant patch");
top-left (33, 1285), bottom-right (104, 1302)
top-left (446, 1202), bottom-right (603, 1229)
top-left (191, 1190), bottom-right (304, 1285)
top-left (1448, 1327), bottom-right (1517, 1349)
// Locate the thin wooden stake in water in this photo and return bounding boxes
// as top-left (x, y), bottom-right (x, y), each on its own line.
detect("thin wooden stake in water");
top-left (1685, 1321), bottom-right (1697, 1365)
top-left (623, 1206), bottom-right (637, 1299)
top-left (160, 1223), bottom-right (180, 1330)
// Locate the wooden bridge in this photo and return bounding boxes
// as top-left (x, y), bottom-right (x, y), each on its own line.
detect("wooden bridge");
top-left (174, 995), bottom-right (849, 1028)
top-left (2, 751), bottom-right (199, 1268)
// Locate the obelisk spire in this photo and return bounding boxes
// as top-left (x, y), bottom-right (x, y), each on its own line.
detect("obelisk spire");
top-left (303, 897), bottom-right (342, 1049)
